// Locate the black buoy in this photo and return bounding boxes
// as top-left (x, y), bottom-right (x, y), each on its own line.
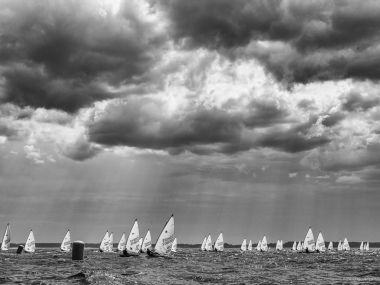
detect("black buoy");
top-left (16, 245), bottom-right (24, 254)
top-left (72, 241), bottom-right (85, 261)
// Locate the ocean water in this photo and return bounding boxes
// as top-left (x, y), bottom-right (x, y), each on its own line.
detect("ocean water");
top-left (1, 248), bottom-right (379, 284)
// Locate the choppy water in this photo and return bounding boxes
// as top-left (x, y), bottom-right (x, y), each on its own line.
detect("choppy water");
top-left (1, 248), bottom-right (380, 284)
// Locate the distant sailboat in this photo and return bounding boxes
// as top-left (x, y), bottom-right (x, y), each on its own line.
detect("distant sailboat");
top-left (117, 233), bottom-right (126, 252)
top-left (141, 230), bottom-right (152, 253)
top-left (359, 241), bottom-right (364, 251)
top-left (214, 233), bottom-right (224, 252)
top-left (171, 237), bottom-right (177, 253)
top-left (123, 219), bottom-right (140, 256)
top-left (256, 240), bottom-right (261, 251)
top-left (201, 237), bottom-right (207, 251)
top-left (315, 232), bottom-right (325, 252)
top-left (205, 234), bottom-right (213, 251)
top-left (108, 232), bottom-right (114, 252)
top-left (303, 228), bottom-right (315, 253)
top-left (1, 223), bottom-right (11, 251)
top-left (337, 240), bottom-right (342, 251)
top-left (248, 240), bottom-right (252, 251)
top-left (292, 241), bottom-right (297, 251)
top-left (276, 240), bottom-right (283, 251)
top-left (342, 238), bottom-right (350, 251)
top-left (147, 214), bottom-right (175, 257)
top-left (241, 239), bottom-right (247, 252)
top-left (297, 241), bottom-right (302, 251)
top-left (99, 231), bottom-right (109, 252)
top-left (328, 241), bottom-right (333, 251)
top-left (260, 236), bottom-right (268, 252)
top-left (365, 242), bottom-right (369, 251)
top-left (24, 230), bottom-right (35, 253)
top-left (60, 230), bottom-right (71, 252)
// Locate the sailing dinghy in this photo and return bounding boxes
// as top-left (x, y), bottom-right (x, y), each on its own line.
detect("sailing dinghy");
top-left (260, 236), bottom-right (268, 252)
top-left (359, 241), bottom-right (364, 251)
top-left (292, 241), bottom-right (297, 251)
top-left (303, 228), bottom-right (316, 253)
top-left (24, 230), bottom-right (35, 253)
top-left (122, 219), bottom-right (140, 256)
top-left (342, 238), bottom-right (350, 251)
top-left (214, 233), bottom-right (224, 252)
top-left (248, 240), bottom-right (252, 251)
top-left (1, 223), bottom-right (11, 251)
top-left (241, 239), bottom-right (247, 252)
top-left (328, 241), bottom-right (333, 251)
top-left (201, 237), bottom-right (207, 251)
top-left (365, 242), bottom-right (369, 251)
top-left (140, 230), bottom-right (152, 253)
top-left (171, 237), bottom-right (177, 253)
top-left (205, 234), bottom-right (213, 251)
top-left (60, 230), bottom-right (71, 252)
top-left (117, 233), bottom-right (126, 252)
top-left (315, 232), bottom-right (325, 252)
top-left (147, 215), bottom-right (175, 257)
top-left (108, 232), bottom-right (114, 252)
top-left (337, 240), bottom-right (343, 251)
top-left (99, 231), bottom-right (109, 252)
top-left (256, 240), bottom-right (261, 251)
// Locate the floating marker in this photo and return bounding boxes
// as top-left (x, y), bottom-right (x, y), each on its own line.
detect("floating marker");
top-left (72, 241), bottom-right (84, 261)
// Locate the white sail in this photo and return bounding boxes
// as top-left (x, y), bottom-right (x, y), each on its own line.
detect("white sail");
top-left (279, 240), bottom-right (283, 250)
top-left (342, 237), bottom-right (350, 251)
top-left (125, 220), bottom-right (140, 254)
top-left (292, 241), bottom-right (297, 251)
top-left (60, 230), bottom-right (71, 252)
top-left (117, 233), bottom-right (126, 251)
top-left (99, 231), bottom-right (109, 252)
top-left (365, 242), bottom-right (369, 251)
top-left (256, 240), bottom-right (261, 251)
top-left (24, 230), bottom-right (35, 253)
top-left (275, 240), bottom-right (280, 250)
top-left (153, 215), bottom-right (175, 255)
top-left (337, 240), bottom-right (342, 251)
top-left (171, 237), bottom-right (177, 252)
top-left (140, 230), bottom-right (152, 253)
top-left (214, 233), bottom-right (224, 252)
top-left (328, 241), bottom-right (333, 250)
top-left (359, 241), bottom-right (364, 251)
top-left (315, 232), bottom-right (325, 252)
top-left (205, 234), bottom-right (213, 251)
top-left (248, 240), bottom-right (252, 251)
top-left (303, 228), bottom-right (315, 252)
top-left (1, 223), bottom-right (11, 251)
top-left (260, 236), bottom-right (268, 252)
top-left (201, 237), bottom-right (207, 251)
top-left (138, 238), bottom-right (143, 251)
top-left (108, 232), bottom-right (114, 252)
top-left (241, 239), bottom-right (247, 251)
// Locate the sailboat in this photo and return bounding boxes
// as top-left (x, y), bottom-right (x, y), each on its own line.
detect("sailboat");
top-left (260, 236), bottom-right (268, 252)
top-left (241, 239), bottom-right (247, 252)
top-left (117, 233), bottom-right (126, 252)
top-left (201, 237), bottom-right (207, 251)
top-left (205, 234), bottom-right (213, 251)
top-left (342, 238), bottom-right (350, 251)
top-left (359, 241), bottom-right (364, 251)
top-left (122, 219), bottom-right (140, 256)
top-left (147, 214), bottom-right (175, 257)
top-left (99, 231), bottom-right (109, 252)
top-left (214, 233), bottom-right (224, 252)
top-left (1, 223), bottom-right (11, 251)
top-left (365, 242), bottom-right (369, 251)
top-left (297, 241), bottom-right (303, 252)
top-left (108, 232), bottom-right (114, 252)
top-left (60, 230), bottom-right (71, 252)
top-left (303, 228), bottom-right (315, 253)
top-left (256, 240), bottom-right (261, 251)
top-left (292, 241), bottom-right (297, 251)
top-left (140, 230), bottom-right (152, 253)
top-left (248, 240), bottom-right (252, 251)
top-left (328, 241), bottom-right (333, 251)
top-left (276, 240), bottom-right (283, 251)
top-left (24, 230), bottom-right (35, 253)
top-left (315, 232), bottom-right (325, 252)
top-left (337, 240), bottom-right (343, 251)
top-left (171, 237), bottom-right (177, 253)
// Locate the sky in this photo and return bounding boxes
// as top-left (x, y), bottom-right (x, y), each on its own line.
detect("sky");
top-left (1, 0), bottom-right (380, 244)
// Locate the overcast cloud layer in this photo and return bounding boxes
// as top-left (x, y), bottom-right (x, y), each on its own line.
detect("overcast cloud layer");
top-left (1, 0), bottom-right (380, 241)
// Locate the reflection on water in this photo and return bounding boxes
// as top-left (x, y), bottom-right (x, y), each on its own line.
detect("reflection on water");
top-left (1, 248), bottom-right (379, 284)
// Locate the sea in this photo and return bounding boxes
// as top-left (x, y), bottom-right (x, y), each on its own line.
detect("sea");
top-left (1, 248), bottom-right (379, 284)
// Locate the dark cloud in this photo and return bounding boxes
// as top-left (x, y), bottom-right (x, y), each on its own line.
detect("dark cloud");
top-left (341, 92), bottom-right (380, 112)
top-left (159, 0), bottom-right (380, 83)
top-left (243, 100), bottom-right (289, 128)
top-left (61, 136), bottom-right (101, 161)
top-left (0, 122), bottom-right (18, 139)
top-left (321, 112), bottom-right (345, 127)
top-left (0, 0), bottom-right (166, 112)
top-left (297, 99), bottom-right (316, 111)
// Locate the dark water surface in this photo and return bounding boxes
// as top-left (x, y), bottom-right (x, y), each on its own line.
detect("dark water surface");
top-left (1, 249), bottom-right (379, 284)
